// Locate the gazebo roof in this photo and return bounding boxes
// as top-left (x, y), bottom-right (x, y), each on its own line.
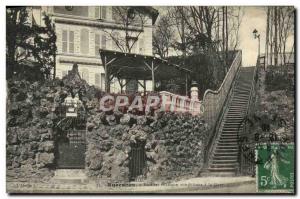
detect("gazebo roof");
top-left (99, 49), bottom-right (191, 81)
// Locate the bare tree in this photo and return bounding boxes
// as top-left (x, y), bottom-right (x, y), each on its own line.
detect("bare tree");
top-left (153, 15), bottom-right (175, 58)
top-left (278, 7), bottom-right (294, 65)
top-left (102, 6), bottom-right (150, 93)
top-left (265, 6), bottom-right (294, 66)
top-left (103, 6), bottom-right (147, 53)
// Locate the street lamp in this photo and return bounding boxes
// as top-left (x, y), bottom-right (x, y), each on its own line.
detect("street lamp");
top-left (252, 29), bottom-right (261, 57)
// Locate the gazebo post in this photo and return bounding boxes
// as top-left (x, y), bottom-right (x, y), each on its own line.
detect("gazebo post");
top-left (151, 60), bottom-right (155, 91)
top-left (143, 80), bottom-right (146, 95)
top-left (185, 73), bottom-right (188, 96)
top-left (103, 55), bottom-right (110, 93)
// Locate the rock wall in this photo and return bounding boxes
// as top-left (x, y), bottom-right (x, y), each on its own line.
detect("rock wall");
top-left (6, 66), bottom-right (103, 182)
top-left (7, 65), bottom-right (209, 183)
top-left (86, 111), bottom-right (209, 183)
top-left (6, 79), bottom-right (59, 182)
top-left (7, 127), bottom-right (55, 182)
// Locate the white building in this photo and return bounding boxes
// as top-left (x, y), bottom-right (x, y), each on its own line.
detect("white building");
top-left (32, 6), bottom-right (158, 92)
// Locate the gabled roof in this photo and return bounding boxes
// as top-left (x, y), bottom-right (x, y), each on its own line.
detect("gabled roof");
top-left (131, 6), bottom-right (159, 25)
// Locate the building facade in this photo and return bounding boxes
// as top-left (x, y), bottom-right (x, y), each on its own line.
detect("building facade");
top-left (32, 6), bottom-right (157, 92)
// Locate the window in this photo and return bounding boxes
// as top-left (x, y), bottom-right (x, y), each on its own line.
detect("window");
top-left (62, 30), bottom-right (74, 53)
top-left (81, 69), bottom-right (89, 83)
top-left (139, 38), bottom-right (144, 54)
top-left (95, 73), bottom-right (101, 86)
top-left (131, 42), bottom-right (137, 53)
top-left (95, 7), bottom-right (100, 18)
top-left (101, 7), bottom-right (107, 19)
top-left (69, 31), bottom-right (74, 53)
top-left (62, 70), bottom-right (68, 77)
top-left (95, 6), bottom-right (106, 19)
top-left (95, 34), bottom-right (100, 56)
top-left (101, 73), bottom-right (105, 90)
top-left (112, 32), bottom-right (120, 50)
top-left (80, 29), bottom-right (89, 54)
top-left (101, 35), bottom-right (106, 49)
top-left (112, 7), bottom-right (118, 21)
top-left (62, 30), bottom-right (68, 52)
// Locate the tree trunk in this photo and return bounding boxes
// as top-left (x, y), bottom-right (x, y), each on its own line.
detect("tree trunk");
top-left (265, 7), bottom-right (270, 67)
top-left (225, 6), bottom-right (228, 68)
top-left (274, 6), bottom-right (278, 66)
top-left (270, 7), bottom-right (274, 66)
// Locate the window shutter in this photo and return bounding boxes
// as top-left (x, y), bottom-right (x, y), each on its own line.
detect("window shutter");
top-left (62, 70), bottom-right (68, 77)
top-left (101, 7), bottom-right (107, 19)
top-left (69, 31), bottom-right (74, 53)
top-left (80, 29), bottom-right (89, 54)
top-left (95, 73), bottom-right (101, 86)
top-left (95, 7), bottom-right (100, 18)
top-left (101, 35), bottom-right (106, 49)
top-left (81, 69), bottom-right (89, 83)
top-left (101, 73), bottom-right (105, 90)
top-left (62, 30), bottom-right (68, 53)
top-left (95, 34), bottom-right (100, 56)
top-left (139, 38), bottom-right (144, 54)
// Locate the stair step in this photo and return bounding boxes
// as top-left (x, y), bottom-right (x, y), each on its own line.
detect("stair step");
top-left (226, 116), bottom-right (244, 119)
top-left (222, 127), bottom-right (242, 130)
top-left (226, 114), bottom-right (246, 117)
top-left (234, 89), bottom-right (250, 91)
top-left (220, 134), bottom-right (239, 137)
top-left (220, 135), bottom-right (239, 139)
top-left (219, 139), bottom-right (239, 142)
top-left (232, 94), bottom-right (250, 98)
top-left (223, 122), bottom-right (244, 124)
top-left (208, 167), bottom-right (236, 172)
top-left (231, 99), bottom-right (249, 103)
top-left (210, 164), bottom-right (237, 168)
top-left (231, 98), bottom-right (248, 101)
top-left (211, 160), bottom-right (238, 164)
top-left (222, 126), bottom-right (241, 130)
top-left (227, 110), bottom-right (247, 113)
top-left (214, 152), bottom-right (239, 156)
top-left (216, 146), bottom-right (239, 153)
top-left (229, 107), bottom-right (247, 110)
top-left (216, 143), bottom-right (239, 147)
top-left (228, 105), bottom-right (248, 108)
top-left (217, 141), bottom-right (238, 145)
top-left (225, 119), bottom-right (243, 121)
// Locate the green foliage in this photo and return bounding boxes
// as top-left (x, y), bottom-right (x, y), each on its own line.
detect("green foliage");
top-left (6, 7), bottom-right (57, 80)
top-left (265, 69), bottom-right (293, 91)
top-left (167, 51), bottom-right (230, 97)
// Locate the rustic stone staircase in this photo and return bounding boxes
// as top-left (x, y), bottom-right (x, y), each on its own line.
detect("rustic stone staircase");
top-left (207, 66), bottom-right (255, 176)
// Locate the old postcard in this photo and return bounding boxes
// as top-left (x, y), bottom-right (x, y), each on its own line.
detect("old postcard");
top-left (6, 5), bottom-right (295, 194)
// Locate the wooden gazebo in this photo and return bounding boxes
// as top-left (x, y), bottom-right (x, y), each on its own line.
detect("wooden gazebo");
top-left (99, 49), bottom-right (192, 94)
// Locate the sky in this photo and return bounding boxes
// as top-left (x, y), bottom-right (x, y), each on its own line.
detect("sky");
top-left (239, 6), bottom-right (267, 66)
top-left (155, 6), bottom-right (294, 66)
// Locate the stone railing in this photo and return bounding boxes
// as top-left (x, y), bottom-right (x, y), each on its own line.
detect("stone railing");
top-left (159, 91), bottom-right (203, 116)
top-left (202, 50), bottom-right (242, 129)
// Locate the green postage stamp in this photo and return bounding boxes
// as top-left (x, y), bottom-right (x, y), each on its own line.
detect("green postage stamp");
top-left (256, 143), bottom-right (295, 193)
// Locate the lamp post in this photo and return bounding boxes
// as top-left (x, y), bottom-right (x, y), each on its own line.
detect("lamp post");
top-left (252, 29), bottom-right (261, 57)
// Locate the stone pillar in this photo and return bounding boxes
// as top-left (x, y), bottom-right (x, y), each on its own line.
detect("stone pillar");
top-left (190, 81), bottom-right (199, 101)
